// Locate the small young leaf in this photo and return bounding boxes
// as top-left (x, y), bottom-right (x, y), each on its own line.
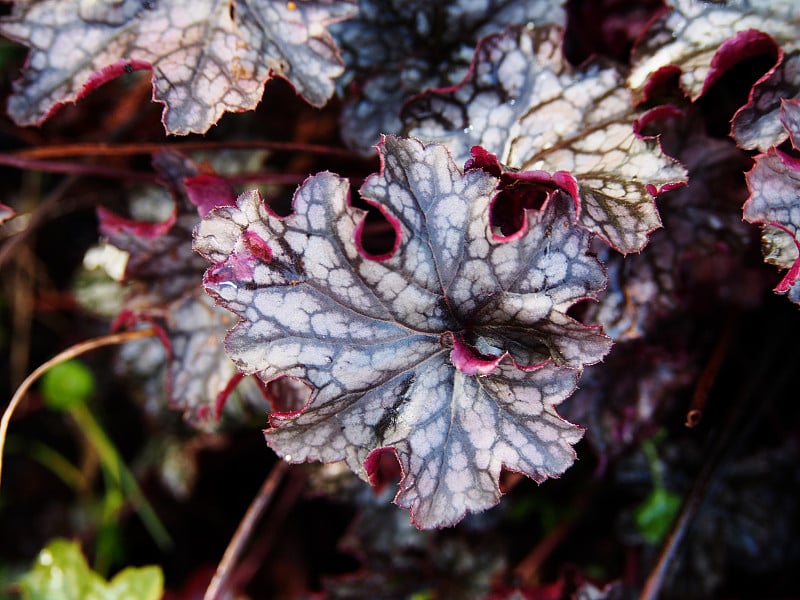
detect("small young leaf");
top-left (635, 487), bottom-right (681, 544)
top-left (0, 0), bottom-right (357, 134)
top-left (403, 25), bottom-right (686, 253)
top-left (195, 136), bottom-right (611, 528)
top-left (16, 539), bottom-right (163, 600)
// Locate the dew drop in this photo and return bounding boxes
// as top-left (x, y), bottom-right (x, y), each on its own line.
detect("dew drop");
top-left (219, 281), bottom-right (238, 289)
top-left (284, 454), bottom-right (293, 462)
top-left (508, 99), bottom-right (516, 106)
top-left (463, 125), bottom-right (474, 134)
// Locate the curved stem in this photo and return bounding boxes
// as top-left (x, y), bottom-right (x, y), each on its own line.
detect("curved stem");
top-left (0, 328), bottom-right (157, 493)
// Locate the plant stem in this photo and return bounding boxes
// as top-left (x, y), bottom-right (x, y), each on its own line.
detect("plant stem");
top-left (7, 438), bottom-right (86, 490)
top-left (0, 154), bottom-right (160, 181)
top-left (0, 328), bottom-right (158, 493)
top-left (14, 140), bottom-right (362, 160)
top-left (204, 460), bottom-right (291, 600)
top-left (686, 318), bottom-right (735, 428)
top-left (69, 402), bottom-right (173, 551)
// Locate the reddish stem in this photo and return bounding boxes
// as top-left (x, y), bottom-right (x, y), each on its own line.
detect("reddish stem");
top-left (204, 460), bottom-right (291, 600)
top-left (686, 317), bottom-right (735, 428)
top-left (14, 140), bottom-right (362, 160)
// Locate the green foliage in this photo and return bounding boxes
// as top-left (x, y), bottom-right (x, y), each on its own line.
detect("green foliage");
top-left (16, 539), bottom-right (163, 600)
top-left (40, 360), bottom-right (95, 411)
top-left (37, 360), bottom-right (172, 554)
top-left (634, 434), bottom-right (682, 544)
top-left (634, 487), bottom-right (681, 545)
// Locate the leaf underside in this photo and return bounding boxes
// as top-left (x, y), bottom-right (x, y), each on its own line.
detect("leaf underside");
top-left (195, 136), bottom-right (611, 528)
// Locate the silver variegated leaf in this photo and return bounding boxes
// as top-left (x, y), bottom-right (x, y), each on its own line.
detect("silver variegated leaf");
top-left (331, 0), bottom-right (565, 155)
top-left (732, 51), bottom-right (800, 151)
top-left (629, 0), bottom-right (799, 102)
top-left (744, 104), bottom-right (800, 304)
top-left (0, 0), bottom-right (357, 134)
top-left (194, 136), bottom-right (611, 528)
top-left (403, 25), bottom-right (686, 254)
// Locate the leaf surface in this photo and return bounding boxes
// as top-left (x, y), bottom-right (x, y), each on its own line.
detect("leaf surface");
top-left (0, 0), bottom-right (357, 134)
top-left (102, 152), bottom-right (262, 423)
top-left (403, 25), bottom-right (686, 253)
top-left (332, 0), bottom-right (564, 155)
top-left (732, 50), bottom-right (800, 151)
top-left (744, 102), bottom-right (800, 305)
top-left (629, 0), bottom-right (799, 102)
top-left (195, 136), bottom-right (611, 528)
top-left (17, 539), bottom-right (163, 600)
top-left (0, 201), bottom-right (14, 223)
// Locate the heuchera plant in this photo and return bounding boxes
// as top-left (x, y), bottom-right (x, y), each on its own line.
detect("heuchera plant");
top-left (0, 0), bottom-right (357, 133)
top-left (744, 100), bottom-right (800, 304)
top-left (194, 136), bottom-right (611, 527)
top-left (2, 2), bottom-right (800, 591)
top-left (97, 152), bottom-right (269, 424)
top-left (402, 24), bottom-right (687, 253)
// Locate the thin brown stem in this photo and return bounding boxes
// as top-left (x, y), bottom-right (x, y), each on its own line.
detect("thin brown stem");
top-left (513, 489), bottom-right (593, 586)
top-left (223, 173), bottom-right (309, 186)
top-left (14, 140), bottom-right (361, 160)
top-left (686, 317), bottom-right (735, 428)
top-left (204, 460), bottom-right (291, 600)
top-left (640, 330), bottom-right (785, 600)
top-left (0, 154), bottom-right (160, 182)
top-left (0, 328), bottom-right (158, 493)
top-left (0, 176), bottom-right (78, 270)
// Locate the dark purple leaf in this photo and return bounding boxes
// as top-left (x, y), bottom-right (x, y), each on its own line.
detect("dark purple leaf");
top-left (564, 0), bottom-right (666, 66)
top-left (562, 342), bottom-right (695, 467)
